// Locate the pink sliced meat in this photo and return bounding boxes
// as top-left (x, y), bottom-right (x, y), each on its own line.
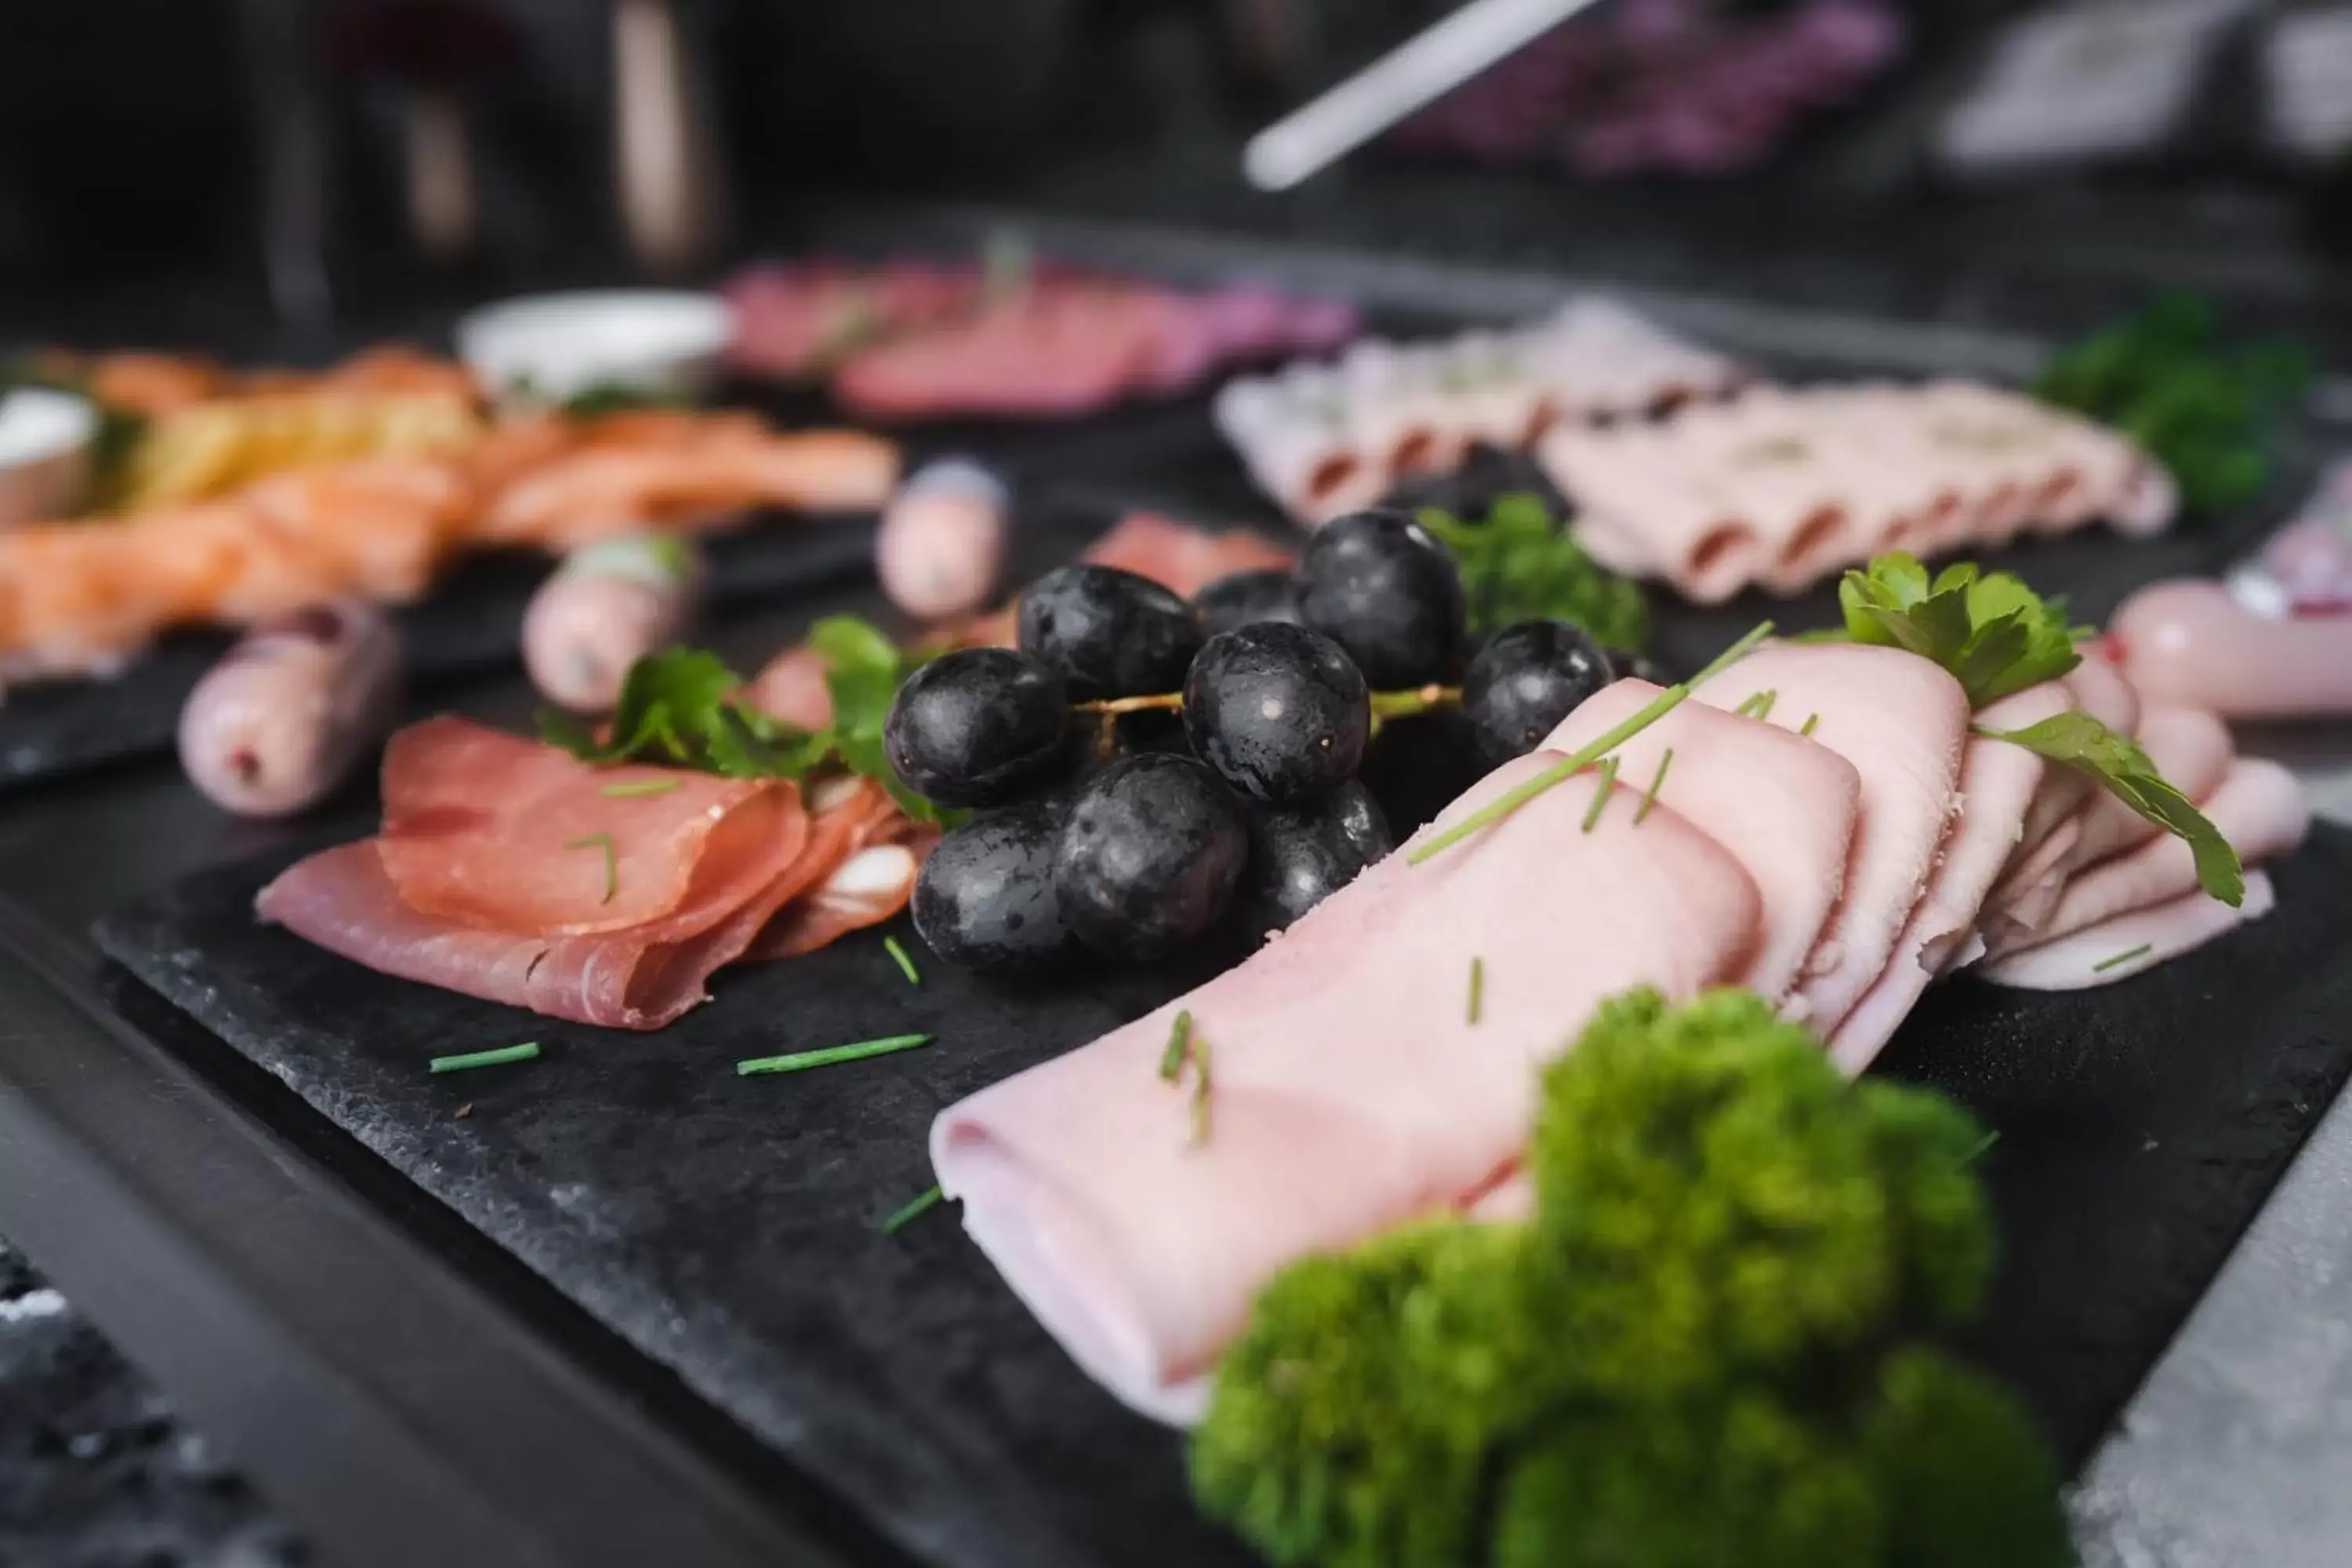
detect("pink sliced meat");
top-left (1693, 643), bottom-right (1969, 1029)
top-left (750, 780), bottom-right (931, 960)
top-left (724, 262), bottom-right (984, 377)
top-left (931, 755), bottom-right (1762, 1424)
top-left (1826, 680), bottom-right (2067, 1071)
top-left (1541, 677), bottom-right (1860, 1004)
top-left (375, 717), bottom-right (788, 936)
top-left (1980, 871), bottom-right (2278, 992)
top-left (1076, 512), bottom-right (1294, 597)
top-left (1984, 760), bottom-right (2309, 961)
top-left (255, 779), bottom-right (822, 1030)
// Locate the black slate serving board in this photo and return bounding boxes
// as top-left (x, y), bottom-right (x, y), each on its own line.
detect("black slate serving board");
top-left (92, 815), bottom-right (2352, 1566)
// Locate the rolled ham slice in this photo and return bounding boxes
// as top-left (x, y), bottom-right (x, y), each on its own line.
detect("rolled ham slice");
top-left (1541, 678), bottom-right (1860, 1005)
top-left (1981, 871), bottom-right (2277, 991)
top-left (1692, 644), bottom-right (1970, 1029)
top-left (931, 757), bottom-right (1763, 1425)
top-left (1826, 680), bottom-right (2067, 1072)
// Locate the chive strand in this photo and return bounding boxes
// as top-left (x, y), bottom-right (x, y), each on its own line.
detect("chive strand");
top-left (1409, 621), bottom-right (1772, 865)
top-left (738, 1033), bottom-right (934, 1076)
top-left (1467, 957), bottom-right (1484, 1025)
top-left (1634, 747), bottom-right (1674, 826)
top-left (600, 779), bottom-right (681, 798)
top-left (881, 1185), bottom-right (945, 1235)
top-left (2092, 943), bottom-right (2154, 974)
top-left (1188, 1041), bottom-right (1214, 1148)
top-left (563, 831), bottom-right (618, 904)
top-left (1580, 756), bottom-right (1621, 833)
top-left (884, 935), bottom-right (922, 987)
top-left (430, 1042), bottom-right (541, 1075)
top-left (1159, 1010), bottom-right (1193, 1083)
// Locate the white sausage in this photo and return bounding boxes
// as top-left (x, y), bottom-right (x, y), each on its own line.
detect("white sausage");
top-left (524, 533), bottom-right (703, 713)
top-left (2111, 576), bottom-right (2352, 719)
top-left (874, 458), bottom-right (1009, 622)
top-left (178, 601), bottom-right (404, 818)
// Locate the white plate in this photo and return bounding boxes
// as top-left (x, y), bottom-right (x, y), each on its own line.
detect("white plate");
top-left (0, 387), bottom-right (97, 529)
top-left (456, 289), bottom-right (735, 406)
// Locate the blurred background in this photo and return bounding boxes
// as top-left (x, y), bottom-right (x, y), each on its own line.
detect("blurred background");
top-left (10, 0), bottom-right (2352, 350)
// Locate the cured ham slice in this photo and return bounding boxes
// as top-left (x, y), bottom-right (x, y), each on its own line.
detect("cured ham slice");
top-left (1984, 760), bottom-right (2309, 960)
top-left (931, 757), bottom-right (1762, 1424)
top-left (256, 780), bottom-right (824, 1031)
top-left (376, 717), bottom-right (788, 935)
top-left (1826, 681), bottom-right (2067, 1071)
top-left (1692, 644), bottom-right (1969, 1028)
top-left (749, 780), bottom-right (931, 960)
top-left (1541, 678), bottom-right (1860, 1004)
top-left (1981, 871), bottom-right (2278, 992)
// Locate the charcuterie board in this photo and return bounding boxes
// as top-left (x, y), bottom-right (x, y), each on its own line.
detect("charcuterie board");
top-left (92, 776), bottom-right (2352, 1567)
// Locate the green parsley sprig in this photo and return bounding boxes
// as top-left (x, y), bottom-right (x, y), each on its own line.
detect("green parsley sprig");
top-left (1418, 493), bottom-right (1649, 652)
top-left (537, 617), bottom-right (960, 826)
top-left (1836, 553), bottom-right (2241, 906)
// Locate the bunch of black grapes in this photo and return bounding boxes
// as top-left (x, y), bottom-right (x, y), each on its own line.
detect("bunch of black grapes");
top-left (888, 510), bottom-right (1630, 974)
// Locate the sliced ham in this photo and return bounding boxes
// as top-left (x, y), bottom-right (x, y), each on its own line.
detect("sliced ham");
top-left (376, 718), bottom-right (788, 936)
top-left (1984, 760), bottom-right (2310, 960)
top-left (1981, 871), bottom-right (2278, 991)
top-left (750, 780), bottom-right (931, 960)
top-left (1541, 677), bottom-right (1860, 1004)
top-left (1692, 643), bottom-right (1969, 1029)
top-left (931, 756), bottom-right (1762, 1424)
top-left (256, 779), bottom-right (824, 1031)
top-left (1826, 680), bottom-right (2067, 1071)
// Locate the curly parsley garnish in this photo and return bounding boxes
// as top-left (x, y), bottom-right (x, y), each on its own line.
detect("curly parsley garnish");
top-left (1418, 493), bottom-right (1649, 652)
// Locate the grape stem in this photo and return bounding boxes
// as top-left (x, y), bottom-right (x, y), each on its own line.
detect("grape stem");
top-left (1073, 684), bottom-right (1461, 720)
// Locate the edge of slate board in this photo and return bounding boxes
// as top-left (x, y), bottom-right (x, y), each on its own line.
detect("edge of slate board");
top-left (91, 824), bottom-right (2352, 1566)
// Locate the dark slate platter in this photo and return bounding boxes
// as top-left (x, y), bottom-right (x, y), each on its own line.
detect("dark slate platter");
top-left (92, 822), bottom-right (2352, 1563)
top-left (0, 514), bottom-right (880, 793)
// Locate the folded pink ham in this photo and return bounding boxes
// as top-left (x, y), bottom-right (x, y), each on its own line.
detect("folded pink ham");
top-left (1541, 382), bottom-right (2177, 603)
top-left (935, 641), bottom-right (2307, 1422)
top-left (935, 759), bottom-right (1761, 1422)
top-left (258, 719), bottom-right (914, 1029)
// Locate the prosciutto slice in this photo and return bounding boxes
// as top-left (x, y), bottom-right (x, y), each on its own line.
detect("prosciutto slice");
top-left (256, 781), bottom-right (823, 1031)
top-left (376, 718), bottom-right (786, 935)
top-left (1541, 678), bottom-right (1860, 1004)
top-left (931, 757), bottom-right (1762, 1424)
top-left (1692, 644), bottom-right (1970, 1028)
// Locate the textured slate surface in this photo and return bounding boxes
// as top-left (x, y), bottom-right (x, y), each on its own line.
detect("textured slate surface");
top-left (0, 1236), bottom-right (306, 1568)
top-left (93, 822), bottom-right (2352, 1566)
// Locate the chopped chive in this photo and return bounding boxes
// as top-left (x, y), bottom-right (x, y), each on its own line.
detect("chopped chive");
top-left (1732, 688), bottom-right (1778, 720)
top-left (884, 935), bottom-right (921, 987)
top-left (1634, 748), bottom-right (1674, 826)
top-left (737, 1033), bottom-right (934, 1076)
top-left (600, 779), bottom-right (681, 798)
top-left (881, 1185), bottom-right (945, 1235)
top-left (1799, 712), bottom-right (1820, 737)
top-left (1410, 621), bottom-right (1772, 864)
top-left (1958, 1129), bottom-right (2002, 1165)
top-left (563, 831), bottom-right (618, 904)
top-left (1160, 1010), bottom-right (1193, 1083)
top-left (2092, 943), bottom-right (2154, 974)
top-left (1581, 756), bottom-right (1621, 833)
top-left (430, 1041), bottom-right (540, 1075)
top-left (1188, 1040), bottom-right (1214, 1148)
top-left (1467, 956), bottom-right (1484, 1025)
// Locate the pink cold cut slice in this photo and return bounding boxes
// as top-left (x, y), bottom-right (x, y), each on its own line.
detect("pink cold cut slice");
top-left (930, 757), bottom-right (1763, 1425)
top-left (1541, 677), bottom-right (1860, 1007)
top-left (1690, 643), bottom-right (1970, 1030)
top-left (1981, 871), bottom-right (2277, 991)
